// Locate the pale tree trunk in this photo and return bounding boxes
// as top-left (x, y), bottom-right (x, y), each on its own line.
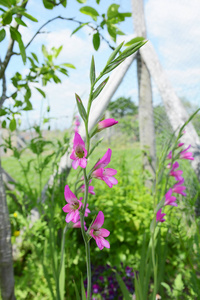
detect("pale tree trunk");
top-left (0, 160), bottom-right (16, 300)
top-left (131, 0), bottom-right (156, 176)
top-left (140, 41), bottom-right (200, 181)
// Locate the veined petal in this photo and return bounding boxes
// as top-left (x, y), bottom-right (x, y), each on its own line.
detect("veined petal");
top-left (65, 211), bottom-right (75, 223)
top-left (64, 185), bottom-right (77, 204)
top-left (70, 150), bottom-right (76, 160)
top-left (73, 132), bottom-right (85, 149)
top-left (103, 168), bottom-right (117, 176)
top-left (99, 228), bottom-right (110, 237)
top-left (72, 159), bottom-right (80, 170)
top-left (92, 211), bottom-right (104, 230)
top-left (79, 157), bottom-right (87, 168)
top-left (62, 204), bottom-right (72, 213)
top-left (94, 148), bottom-right (112, 170)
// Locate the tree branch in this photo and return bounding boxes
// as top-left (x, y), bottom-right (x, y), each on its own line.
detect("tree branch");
top-left (0, 0), bottom-right (28, 80)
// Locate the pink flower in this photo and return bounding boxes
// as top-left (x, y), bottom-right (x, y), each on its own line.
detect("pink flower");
top-left (179, 145), bottom-right (194, 160)
top-left (167, 150), bottom-right (172, 159)
top-left (169, 161), bottom-right (183, 181)
top-left (62, 185), bottom-right (83, 223)
top-left (92, 149), bottom-right (118, 188)
top-left (94, 148), bottom-right (112, 170)
top-left (73, 220), bottom-right (87, 231)
top-left (156, 209), bottom-right (166, 223)
top-left (92, 168), bottom-right (118, 188)
top-left (164, 188), bottom-right (177, 206)
top-left (70, 132), bottom-right (87, 169)
top-left (89, 211), bottom-right (110, 250)
top-left (178, 143), bottom-right (184, 148)
top-left (172, 178), bottom-right (186, 196)
top-left (98, 118), bottom-right (118, 131)
top-left (80, 180), bottom-right (95, 195)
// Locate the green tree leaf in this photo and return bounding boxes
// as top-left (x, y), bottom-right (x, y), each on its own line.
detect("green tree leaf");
top-left (61, 63), bottom-right (76, 69)
top-left (71, 22), bottom-right (89, 35)
top-left (0, 0), bottom-right (11, 8)
top-left (15, 17), bottom-right (27, 27)
top-left (19, 11), bottom-right (38, 22)
top-left (2, 120), bottom-right (6, 128)
top-left (35, 87), bottom-right (46, 98)
top-left (80, 6), bottom-right (99, 21)
top-left (92, 32), bottom-right (100, 51)
top-left (9, 118), bottom-right (16, 131)
top-left (0, 28), bottom-right (6, 42)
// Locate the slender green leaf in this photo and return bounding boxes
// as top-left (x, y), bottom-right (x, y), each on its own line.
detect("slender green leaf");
top-left (20, 11), bottom-right (38, 22)
top-left (42, 44), bottom-right (48, 57)
top-left (106, 41), bottom-right (124, 65)
top-left (75, 93), bottom-right (87, 121)
top-left (76, 0), bottom-right (86, 3)
top-left (59, 250), bottom-right (65, 300)
top-left (124, 36), bottom-right (145, 47)
top-left (15, 17), bottom-right (27, 27)
top-left (115, 272), bottom-right (132, 300)
top-left (71, 22), bottom-right (89, 35)
top-left (92, 32), bottom-right (100, 51)
top-left (18, 38), bottom-right (26, 64)
top-left (61, 63), bottom-right (75, 69)
top-left (31, 52), bottom-right (39, 63)
top-left (35, 87), bottom-right (46, 98)
top-left (90, 55), bottom-right (96, 85)
top-left (0, 28), bottom-right (6, 42)
top-left (80, 6), bottom-right (99, 21)
top-left (92, 77), bottom-right (109, 100)
top-left (73, 281), bottom-right (81, 300)
top-left (0, 0), bottom-right (11, 8)
top-left (81, 274), bottom-right (87, 300)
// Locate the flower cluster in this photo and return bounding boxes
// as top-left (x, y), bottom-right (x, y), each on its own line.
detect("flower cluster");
top-left (156, 143), bottom-right (194, 222)
top-left (63, 118), bottom-right (118, 250)
top-left (84, 264), bottom-right (135, 300)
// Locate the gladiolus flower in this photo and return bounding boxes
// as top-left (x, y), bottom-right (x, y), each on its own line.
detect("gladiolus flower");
top-left (73, 220), bottom-right (87, 231)
top-left (92, 167), bottom-right (118, 188)
top-left (178, 143), bottom-right (184, 148)
top-left (172, 178), bottom-right (186, 196)
top-left (167, 150), bottom-right (172, 159)
top-left (70, 132), bottom-right (87, 169)
top-left (169, 161), bottom-right (183, 181)
top-left (156, 209), bottom-right (166, 223)
top-left (80, 180), bottom-right (95, 195)
top-left (89, 211), bottom-right (110, 250)
top-left (98, 118), bottom-right (118, 131)
top-left (164, 188), bottom-right (177, 206)
top-left (179, 145), bottom-right (194, 160)
top-left (62, 185), bottom-right (83, 223)
top-left (92, 149), bottom-right (118, 188)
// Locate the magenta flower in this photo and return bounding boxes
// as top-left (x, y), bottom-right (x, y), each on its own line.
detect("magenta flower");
top-left (62, 185), bottom-right (83, 223)
top-left (164, 188), bottom-right (177, 206)
top-left (98, 118), bottom-right (118, 131)
top-left (178, 143), bottom-right (184, 148)
top-left (73, 220), bottom-right (87, 231)
top-left (89, 211), bottom-right (110, 250)
top-left (179, 145), bottom-right (194, 160)
top-left (169, 161), bottom-right (183, 181)
top-left (70, 132), bottom-right (87, 169)
top-left (92, 149), bottom-right (118, 188)
top-left (172, 178), bottom-right (186, 196)
top-left (94, 148), bottom-right (112, 170)
top-left (92, 167), bottom-right (118, 188)
top-left (167, 150), bottom-right (172, 159)
top-left (156, 209), bottom-right (166, 222)
top-left (80, 180), bottom-right (95, 195)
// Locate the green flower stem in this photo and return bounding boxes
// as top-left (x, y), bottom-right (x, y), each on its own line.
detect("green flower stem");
top-left (80, 169), bottom-right (91, 300)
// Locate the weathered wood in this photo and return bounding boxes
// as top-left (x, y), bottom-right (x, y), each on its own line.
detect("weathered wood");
top-left (141, 41), bottom-right (200, 179)
top-left (131, 0), bottom-right (156, 176)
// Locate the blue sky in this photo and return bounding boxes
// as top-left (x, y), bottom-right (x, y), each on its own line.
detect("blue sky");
top-left (2, 0), bottom-right (200, 130)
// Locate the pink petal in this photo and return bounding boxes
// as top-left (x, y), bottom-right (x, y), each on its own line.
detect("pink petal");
top-left (72, 159), bottom-right (80, 170)
top-left (99, 228), bottom-right (110, 237)
top-left (70, 150), bottom-right (76, 160)
top-left (103, 168), bottom-right (117, 176)
top-left (62, 204), bottom-right (72, 213)
top-left (79, 157), bottom-right (87, 168)
top-left (65, 211), bottom-right (75, 223)
top-left (98, 119), bottom-right (118, 130)
top-left (73, 132), bottom-right (85, 149)
top-left (64, 185), bottom-right (77, 204)
top-left (94, 148), bottom-right (112, 170)
top-left (92, 211), bottom-right (104, 230)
